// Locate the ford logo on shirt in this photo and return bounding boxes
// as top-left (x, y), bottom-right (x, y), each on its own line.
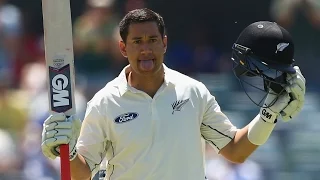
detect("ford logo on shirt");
top-left (114, 112), bottom-right (139, 124)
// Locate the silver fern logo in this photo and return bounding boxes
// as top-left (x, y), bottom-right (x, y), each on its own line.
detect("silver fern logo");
top-left (172, 99), bottom-right (189, 114)
top-left (275, 43), bottom-right (289, 53)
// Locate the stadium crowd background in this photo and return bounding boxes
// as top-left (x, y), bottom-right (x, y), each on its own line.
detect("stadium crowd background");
top-left (0, 0), bottom-right (319, 179)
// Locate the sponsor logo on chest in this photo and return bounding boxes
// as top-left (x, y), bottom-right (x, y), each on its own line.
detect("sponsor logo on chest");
top-left (114, 112), bottom-right (139, 124)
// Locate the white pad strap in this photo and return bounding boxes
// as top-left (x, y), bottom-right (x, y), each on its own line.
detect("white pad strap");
top-left (69, 146), bottom-right (78, 161)
top-left (248, 114), bottom-right (276, 145)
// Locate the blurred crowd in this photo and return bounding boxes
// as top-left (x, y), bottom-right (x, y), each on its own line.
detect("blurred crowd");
top-left (0, 0), bottom-right (319, 179)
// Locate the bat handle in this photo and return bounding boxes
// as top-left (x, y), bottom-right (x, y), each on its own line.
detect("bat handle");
top-left (60, 144), bottom-right (71, 180)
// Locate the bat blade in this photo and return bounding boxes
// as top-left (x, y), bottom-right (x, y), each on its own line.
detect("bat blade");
top-left (42, 0), bottom-right (76, 179)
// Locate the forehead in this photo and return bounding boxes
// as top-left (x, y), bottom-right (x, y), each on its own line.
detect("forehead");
top-left (127, 22), bottom-right (161, 38)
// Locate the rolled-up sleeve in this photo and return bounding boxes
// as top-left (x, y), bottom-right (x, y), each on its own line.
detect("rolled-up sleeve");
top-left (199, 83), bottom-right (238, 153)
top-left (76, 100), bottom-right (110, 178)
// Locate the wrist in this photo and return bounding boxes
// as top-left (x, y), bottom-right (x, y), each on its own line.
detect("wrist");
top-left (248, 114), bottom-right (276, 145)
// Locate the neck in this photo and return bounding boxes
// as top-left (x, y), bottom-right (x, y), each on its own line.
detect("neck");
top-left (128, 67), bottom-right (164, 98)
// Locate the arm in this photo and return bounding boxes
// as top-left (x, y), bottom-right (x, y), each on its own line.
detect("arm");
top-left (219, 125), bottom-right (258, 163)
top-left (220, 65), bottom-right (306, 163)
top-left (214, 66), bottom-right (305, 163)
top-left (42, 97), bottom-right (110, 180)
top-left (218, 91), bottom-right (288, 163)
top-left (75, 101), bottom-right (110, 179)
top-left (70, 154), bottom-right (91, 180)
top-left (199, 82), bottom-right (277, 164)
top-left (199, 82), bottom-right (239, 161)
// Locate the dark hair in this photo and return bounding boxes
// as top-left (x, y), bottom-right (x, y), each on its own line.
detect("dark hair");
top-left (119, 8), bottom-right (166, 43)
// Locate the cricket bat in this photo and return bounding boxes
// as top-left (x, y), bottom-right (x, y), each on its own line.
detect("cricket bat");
top-left (42, 0), bottom-right (76, 179)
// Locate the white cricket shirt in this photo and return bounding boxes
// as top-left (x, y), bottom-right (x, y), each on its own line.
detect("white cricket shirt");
top-left (76, 64), bottom-right (238, 180)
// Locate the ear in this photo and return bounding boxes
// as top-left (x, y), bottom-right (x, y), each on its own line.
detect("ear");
top-left (163, 35), bottom-right (168, 54)
top-left (119, 41), bottom-right (127, 58)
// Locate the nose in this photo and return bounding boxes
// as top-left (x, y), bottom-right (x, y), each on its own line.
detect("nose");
top-left (140, 44), bottom-right (152, 55)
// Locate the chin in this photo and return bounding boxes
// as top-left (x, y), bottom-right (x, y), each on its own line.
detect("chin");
top-left (137, 69), bottom-right (157, 75)
top-left (141, 67), bottom-right (163, 77)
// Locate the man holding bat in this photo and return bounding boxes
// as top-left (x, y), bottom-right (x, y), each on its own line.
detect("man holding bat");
top-left (41, 8), bottom-right (305, 180)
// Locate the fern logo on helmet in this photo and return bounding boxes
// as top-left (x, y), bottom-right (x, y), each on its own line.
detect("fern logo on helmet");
top-left (275, 43), bottom-right (289, 53)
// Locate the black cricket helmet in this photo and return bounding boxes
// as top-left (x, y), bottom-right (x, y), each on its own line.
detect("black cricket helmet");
top-left (231, 21), bottom-right (295, 107)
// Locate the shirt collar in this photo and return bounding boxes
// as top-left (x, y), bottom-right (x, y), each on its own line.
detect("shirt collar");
top-left (116, 63), bottom-right (176, 96)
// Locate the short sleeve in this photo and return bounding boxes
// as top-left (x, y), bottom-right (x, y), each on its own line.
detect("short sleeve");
top-left (199, 83), bottom-right (238, 153)
top-left (76, 100), bottom-right (110, 178)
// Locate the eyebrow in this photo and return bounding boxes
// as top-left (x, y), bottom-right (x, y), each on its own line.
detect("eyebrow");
top-left (149, 35), bottom-right (159, 39)
top-left (131, 35), bottom-right (159, 40)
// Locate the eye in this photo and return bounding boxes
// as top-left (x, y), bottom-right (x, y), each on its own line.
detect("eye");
top-left (133, 40), bottom-right (141, 44)
top-left (150, 39), bottom-right (157, 43)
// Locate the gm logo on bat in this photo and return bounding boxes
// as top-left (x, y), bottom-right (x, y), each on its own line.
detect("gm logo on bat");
top-left (49, 64), bottom-right (72, 112)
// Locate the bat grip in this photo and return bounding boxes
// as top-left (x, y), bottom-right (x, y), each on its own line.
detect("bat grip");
top-left (60, 144), bottom-right (71, 180)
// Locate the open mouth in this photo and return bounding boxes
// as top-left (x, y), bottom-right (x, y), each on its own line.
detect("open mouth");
top-left (138, 59), bottom-right (155, 71)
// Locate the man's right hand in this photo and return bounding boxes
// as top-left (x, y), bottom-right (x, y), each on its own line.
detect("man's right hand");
top-left (41, 113), bottom-right (81, 161)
